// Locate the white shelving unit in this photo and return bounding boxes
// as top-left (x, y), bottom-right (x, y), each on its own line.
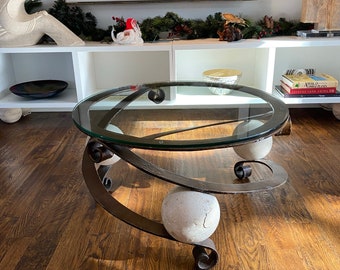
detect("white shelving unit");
top-left (1, 37), bottom-right (340, 111)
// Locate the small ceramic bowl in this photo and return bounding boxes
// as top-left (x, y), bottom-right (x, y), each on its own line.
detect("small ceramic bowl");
top-left (203, 69), bottom-right (242, 95)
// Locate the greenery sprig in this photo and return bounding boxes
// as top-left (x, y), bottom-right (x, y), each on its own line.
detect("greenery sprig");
top-left (112, 16), bottom-right (126, 36)
top-left (242, 15), bottom-right (313, 39)
top-left (48, 0), bottom-right (111, 41)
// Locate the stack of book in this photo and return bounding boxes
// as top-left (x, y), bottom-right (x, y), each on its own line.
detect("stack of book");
top-left (276, 73), bottom-right (340, 98)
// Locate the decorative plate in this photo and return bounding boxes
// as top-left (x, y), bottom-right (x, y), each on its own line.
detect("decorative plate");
top-left (9, 80), bottom-right (68, 99)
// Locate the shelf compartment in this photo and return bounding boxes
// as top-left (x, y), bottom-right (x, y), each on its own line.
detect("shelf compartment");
top-left (173, 47), bottom-right (272, 92)
top-left (11, 52), bottom-right (75, 87)
top-left (273, 46), bottom-right (340, 86)
top-left (0, 52), bottom-right (77, 110)
top-left (77, 51), bottom-right (171, 96)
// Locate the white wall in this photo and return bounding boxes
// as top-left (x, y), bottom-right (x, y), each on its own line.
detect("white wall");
top-left (43, 0), bottom-right (303, 29)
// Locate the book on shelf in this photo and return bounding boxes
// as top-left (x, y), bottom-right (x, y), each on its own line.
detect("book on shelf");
top-left (296, 30), bottom-right (340, 38)
top-left (281, 73), bottom-right (339, 89)
top-left (275, 85), bottom-right (340, 98)
top-left (280, 81), bottom-right (337, 94)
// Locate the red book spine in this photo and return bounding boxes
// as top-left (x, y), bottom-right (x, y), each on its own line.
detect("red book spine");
top-left (280, 81), bottom-right (337, 94)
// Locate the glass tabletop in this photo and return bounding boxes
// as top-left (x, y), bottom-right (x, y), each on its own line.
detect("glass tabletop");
top-left (72, 81), bottom-right (289, 150)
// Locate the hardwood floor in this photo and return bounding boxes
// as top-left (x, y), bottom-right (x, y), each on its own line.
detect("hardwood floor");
top-left (0, 108), bottom-right (339, 270)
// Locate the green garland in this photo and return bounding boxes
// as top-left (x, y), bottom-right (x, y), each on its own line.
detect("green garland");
top-left (48, 0), bottom-right (111, 41)
top-left (139, 12), bottom-right (224, 41)
top-left (26, 0), bottom-right (313, 43)
top-left (138, 13), bottom-right (313, 42)
top-left (242, 15), bottom-right (313, 39)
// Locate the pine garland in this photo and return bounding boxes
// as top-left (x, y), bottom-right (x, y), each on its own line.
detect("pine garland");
top-left (25, 0), bottom-right (313, 43)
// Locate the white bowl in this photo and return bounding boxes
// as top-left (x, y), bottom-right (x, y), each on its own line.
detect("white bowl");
top-left (203, 69), bottom-right (242, 95)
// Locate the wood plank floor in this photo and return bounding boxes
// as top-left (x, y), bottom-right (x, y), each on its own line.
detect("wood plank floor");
top-left (0, 108), bottom-right (339, 270)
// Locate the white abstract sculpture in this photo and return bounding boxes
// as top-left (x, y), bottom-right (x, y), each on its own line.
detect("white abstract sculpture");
top-left (111, 18), bottom-right (143, 45)
top-left (0, 0), bottom-right (84, 47)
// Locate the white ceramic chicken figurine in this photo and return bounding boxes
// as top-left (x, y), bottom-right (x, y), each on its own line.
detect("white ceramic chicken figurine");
top-left (111, 18), bottom-right (143, 45)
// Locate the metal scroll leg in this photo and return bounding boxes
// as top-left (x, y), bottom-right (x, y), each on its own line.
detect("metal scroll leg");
top-left (86, 138), bottom-right (121, 192)
top-left (232, 159), bottom-right (288, 192)
top-left (193, 238), bottom-right (219, 270)
top-left (83, 139), bottom-right (220, 269)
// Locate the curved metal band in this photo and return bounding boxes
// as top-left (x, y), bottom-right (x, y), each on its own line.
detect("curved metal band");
top-left (82, 148), bottom-right (170, 237)
top-left (103, 141), bottom-right (288, 193)
top-left (82, 146), bottom-right (219, 269)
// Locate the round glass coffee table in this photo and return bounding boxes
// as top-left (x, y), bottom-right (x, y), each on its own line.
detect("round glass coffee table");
top-left (72, 81), bottom-right (289, 270)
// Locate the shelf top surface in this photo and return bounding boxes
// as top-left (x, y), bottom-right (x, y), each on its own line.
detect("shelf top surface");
top-left (72, 81), bottom-right (289, 150)
top-left (2, 36), bottom-right (340, 53)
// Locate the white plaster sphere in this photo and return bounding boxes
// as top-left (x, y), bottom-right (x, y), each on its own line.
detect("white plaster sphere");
top-left (161, 186), bottom-right (220, 244)
top-left (332, 104), bottom-right (340, 120)
top-left (0, 108), bottom-right (22, 123)
top-left (233, 120), bottom-right (273, 160)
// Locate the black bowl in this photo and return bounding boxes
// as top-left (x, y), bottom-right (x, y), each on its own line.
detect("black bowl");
top-left (10, 80), bottom-right (68, 99)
